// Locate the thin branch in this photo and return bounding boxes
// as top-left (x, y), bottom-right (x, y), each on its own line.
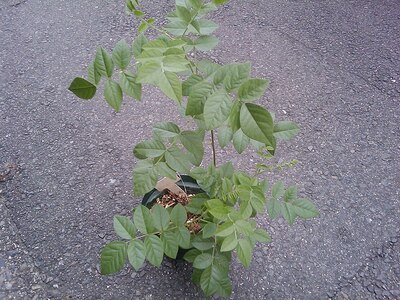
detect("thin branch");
top-left (211, 130), bottom-right (217, 167)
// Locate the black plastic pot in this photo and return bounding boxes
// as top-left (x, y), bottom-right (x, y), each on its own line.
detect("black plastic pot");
top-left (141, 175), bottom-right (204, 207)
top-left (141, 175), bottom-right (204, 259)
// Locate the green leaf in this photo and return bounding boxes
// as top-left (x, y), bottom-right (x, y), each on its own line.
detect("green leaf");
top-left (238, 186), bottom-right (265, 213)
top-left (182, 74), bottom-right (203, 96)
top-left (144, 235), bottom-right (164, 267)
top-left (133, 161), bottom-right (158, 196)
top-left (203, 90), bottom-right (232, 129)
top-left (188, 0), bottom-right (202, 9)
top-left (228, 101), bottom-right (241, 133)
top-left (185, 81), bottom-right (213, 116)
top-left (100, 241), bottom-right (127, 275)
top-left (200, 254), bottom-right (230, 297)
top-left (151, 204), bottom-right (170, 230)
top-left (197, 19), bottom-right (218, 34)
top-left (217, 126), bottom-right (232, 148)
top-left (153, 122), bottom-right (180, 138)
top-left (142, 39), bottom-right (167, 50)
top-left (184, 248), bottom-right (201, 263)
top-left (165, 148), bottom-right (190, 173)
top-left (224, 63), bottom-right (251, 91)
top-left (192, 268), bottom-right (203, 285)
top-left (134, 9), bottom-right (144, 17)
top-left (133, 139), bottom-right (166, 159)
top-left (216, 277), bottom-right (232, 297)
top-left (220, 233), bottom-right (238, 252)
top-left (215, 221), bottom-right (235, 237)
top-left (234, 220), bottom-right (254, 236)
top-left (272, 181), bottom-right (285, 199)
top-left (206, 199), bottom-right (232, 220)
top-left (284, 186), bottom-right (297, 202)
top-left (237, 239), bottom-right (252, 267)
top-left (68, 77), bottom-right (96, 100)
top-left (170, 203), bottom-right (187, 226)
top-left (233, 129), bottom-right (250, 154)
top-left (192, 236), bottom-right (214, 251)
top-left (132, 34), bottom-right (148, 58)
top-left (202, 223), bottom-right (217, 239)
top-left (127, 239), bottom-right (145, 271)
top-left (193, 35), bottom-right (219, 51)
top-left (155, 162), bottom-right (176, 179)
top-left (113, 215), bottom-right (136, 239)
top-left (156, 71), bottom-right (182, 103)
top-left (126, 0), bottom-right (137, 13)
top-left (137, 49), bottom-right (164, 64)
top-left (161, 231), bottom-right (179, 258)
top-left (176, 5), bottom-right (192, 24)
top-left (193, 253), bottom-right (213, 269)
top-left (249, 187), bottom-right (266, 213)
top-left (200, 266), bottom-right (218, 296)
top-left (137, 61), bottom-right (162, 84)
top-left (214, 63), bottom-right (250, 91)
top-left (212, 0), bottom-right (228, 5)
top-left (198, 2), bottom-right (218, 15)
top-left (197, 60), bottom-right (221, 80)
top-left (273, 121), bottom-right (300, 140)
top-left (112, 40), bottom-right (131, 70)
top-left (267, 196), bottom-right (281, 219)
top-left (254, 228), bottom-right (272, 243)
top-left (185, 193), bottom-right (208, 214)
top-left (166, 38), bottom-right (187, 48)
top-left (281, 202), bottom-right (296, 225)
top-left (95, 48), bottom-right (114, 78)
top-left (104, 80), bottom-right (123, 111)
top-left (164, 20), bottom-right (188, 35)
top-left (240, 103), bottom-right (275, 151)
top-left (162, 56), bottom-right (190, 73)
top-left (179, 130), bottom-right (204, 166)
top-left (176, 226), bottom-right (191, 248)
top-left (239, 201), bottom-right (253, 219)
top-left (292, 198), bottom-right (319, 219)
top-left (163, 49), bottom-right (190, 72)
top-left (133, 205), bottom-right (155, 234)
top-left (238, 79), bottom-right (269, 102)
top-left (120, 72), bottom-right (141, 101)
top-left (138, 21), bottom-right (148, 33)
top-left (88, 62), bottom-right (101, 85)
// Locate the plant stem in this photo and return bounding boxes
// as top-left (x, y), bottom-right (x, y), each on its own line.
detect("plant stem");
top-left (211, 130), bottom-right (216, 167)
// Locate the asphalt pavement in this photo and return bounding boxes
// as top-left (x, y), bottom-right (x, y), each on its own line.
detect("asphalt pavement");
top-left (1, 0), bottom-right (399, 299)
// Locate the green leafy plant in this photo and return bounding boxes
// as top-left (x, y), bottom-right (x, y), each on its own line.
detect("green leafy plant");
top-left (69, 0), bottom-right (318, 297)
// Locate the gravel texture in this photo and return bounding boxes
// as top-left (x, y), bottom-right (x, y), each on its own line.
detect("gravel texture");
top-left (0, 0), bottom-right (399, 299)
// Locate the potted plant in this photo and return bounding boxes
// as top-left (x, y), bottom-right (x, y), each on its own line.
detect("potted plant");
top-left (68, 0), bottom-right (319, 297)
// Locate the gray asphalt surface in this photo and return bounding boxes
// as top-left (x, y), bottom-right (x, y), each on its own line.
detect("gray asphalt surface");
top-left (1, 0), bottom-right (399, 299)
